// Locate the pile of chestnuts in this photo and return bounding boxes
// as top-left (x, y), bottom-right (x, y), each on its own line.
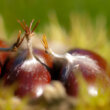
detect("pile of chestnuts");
top-left (0, 20), bottom-right (110, 99)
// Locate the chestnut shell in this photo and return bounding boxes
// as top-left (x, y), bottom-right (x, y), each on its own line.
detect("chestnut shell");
top-left (3, 48), bottom-right (53, 98)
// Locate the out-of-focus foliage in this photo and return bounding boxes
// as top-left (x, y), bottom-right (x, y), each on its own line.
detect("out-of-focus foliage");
top-left (1, 0), bottom-right (110, 35)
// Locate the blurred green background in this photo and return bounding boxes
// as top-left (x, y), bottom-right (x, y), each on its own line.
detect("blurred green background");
top-left (0, 0), bottom-right (110, 35)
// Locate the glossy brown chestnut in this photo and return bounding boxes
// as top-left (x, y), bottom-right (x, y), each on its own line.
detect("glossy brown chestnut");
top-left (0, 40), bottom-right (9, 66)
top-left (42, 35), bottom-right (110, 97)
top-left (60, 48), bottom-right (109, 96)
top-left (4, 48), bottom-right (52, 98)
top-left (3, 20), bottom-right (53, 98)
